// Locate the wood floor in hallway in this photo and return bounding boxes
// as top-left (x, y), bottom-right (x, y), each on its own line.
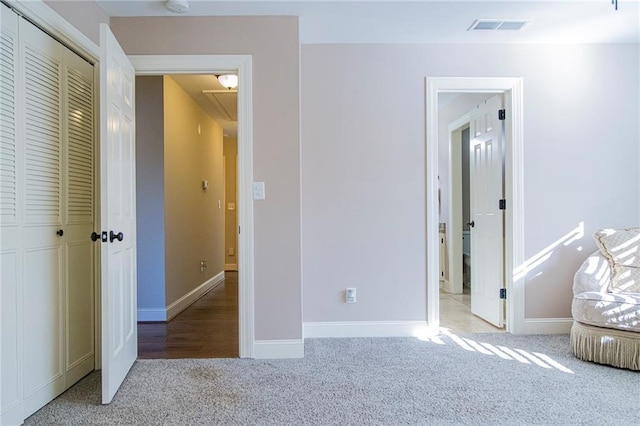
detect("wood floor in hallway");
top-left (137, 272), bottom-right (239, 359)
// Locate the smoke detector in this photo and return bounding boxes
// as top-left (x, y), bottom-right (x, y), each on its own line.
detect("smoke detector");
top-left (468, 19), bottom-right (530, 31)
top-left (165, 0), bottom-right (189, 13)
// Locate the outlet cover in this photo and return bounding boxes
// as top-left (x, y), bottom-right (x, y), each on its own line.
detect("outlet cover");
top-left (346, 287), bottom-right (356, 304)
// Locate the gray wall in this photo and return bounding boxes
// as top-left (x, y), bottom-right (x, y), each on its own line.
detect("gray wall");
top-left (136, 76), bottom-right (166, 314)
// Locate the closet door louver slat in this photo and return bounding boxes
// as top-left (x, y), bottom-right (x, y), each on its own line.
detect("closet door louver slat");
top-left (0, 24), bottom-right (17, 223)
top-left (67, 68), bottom-right (93, 223)
top-left (23, 45), bottom-right (62, 225)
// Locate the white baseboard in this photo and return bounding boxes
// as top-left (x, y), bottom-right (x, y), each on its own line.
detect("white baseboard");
top-left (137, 308), bottom-right (167, 322)
top-left (166, 271), bottom-right (225, 321)
top-left (224, 263), bottom-right (238, 271)
top-left (304, 321), bottom-right (429, 338)
top-left (254, 339), bottom-right (304, 359)
top-left (519, 318), bottom-right (573, 334)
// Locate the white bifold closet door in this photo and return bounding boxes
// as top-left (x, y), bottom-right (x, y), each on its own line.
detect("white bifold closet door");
top-left (1, 4), bottom-right (95, 423)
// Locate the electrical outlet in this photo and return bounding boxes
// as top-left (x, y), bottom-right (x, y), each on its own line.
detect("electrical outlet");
top-left (346, 287), bottom-right (356, 304)
top-left (200, 259), bottom-right (207, 273)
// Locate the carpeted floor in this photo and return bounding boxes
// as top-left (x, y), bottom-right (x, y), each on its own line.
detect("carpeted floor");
top-left (26, 333), bottom-right (639, 425)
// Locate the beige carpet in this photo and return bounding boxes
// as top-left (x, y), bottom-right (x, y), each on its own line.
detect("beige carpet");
top-left (26, 334), bottom-right (639, 425)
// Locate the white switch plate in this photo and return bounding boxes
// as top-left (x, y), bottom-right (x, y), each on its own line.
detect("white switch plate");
top-left (253, 182), bottom-right (266, 200)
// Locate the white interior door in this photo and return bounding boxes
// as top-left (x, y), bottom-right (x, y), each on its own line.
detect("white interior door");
top-left (100, 23), bottom-right (137, 404)
top-left (469, 94), bottom-right (504, 328)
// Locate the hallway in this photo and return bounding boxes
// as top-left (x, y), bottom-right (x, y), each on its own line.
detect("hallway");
top-left (137, 272), bottom-right (239, 359)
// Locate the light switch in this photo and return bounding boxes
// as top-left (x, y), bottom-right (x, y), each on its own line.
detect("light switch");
top-left (253, 182), bottom-right (265, 200)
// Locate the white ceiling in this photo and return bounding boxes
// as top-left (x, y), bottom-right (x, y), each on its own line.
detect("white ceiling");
top-left (96, 0), bottom-right (640, 44)
top-left (114, 1), bottom-right (637, 136)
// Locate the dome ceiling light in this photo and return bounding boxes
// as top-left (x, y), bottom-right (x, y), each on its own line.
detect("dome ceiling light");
top-left (217, 74), bottom-right (238, 90)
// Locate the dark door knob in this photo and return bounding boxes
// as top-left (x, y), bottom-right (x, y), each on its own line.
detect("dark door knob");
top-left (110, 231), bottom-right (124, 243)
top-left (91, 232), bottom-right (100, 242)
top-left (467, 221), bottom-right (475, 228)
top-left (56, 229), bottom-right (64, 236)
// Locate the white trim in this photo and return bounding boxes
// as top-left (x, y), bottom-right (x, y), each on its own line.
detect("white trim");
top-left (166, 271), bottom-right (225, 321)
top-left (426, 77), bottom-right (525, 334)
top-left (136, 309), bottom-right (167, 322)
top-left (254, 340), bottom-right (304, 359)
top-left (520, 318), bottom-right (573, 334)
top-left (304, 321), bottom-right (429, 338)
top-left (128, 54), bottom-right (255, 358)
top-left (5, 0), bottom-right (99, 61)
top-left (224, 263), bottom-right (238, 271)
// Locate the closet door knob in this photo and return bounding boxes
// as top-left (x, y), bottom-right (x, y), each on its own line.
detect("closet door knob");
top-left (56, 229), bottom-right (64, 237)
top-left (466, 221), bottom-right (475, 228)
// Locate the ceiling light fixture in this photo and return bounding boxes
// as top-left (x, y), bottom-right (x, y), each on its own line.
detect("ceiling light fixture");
top-left (217, 74), bottom-right (238, 90)
top-left (165, 0), bottom-right (189, 14)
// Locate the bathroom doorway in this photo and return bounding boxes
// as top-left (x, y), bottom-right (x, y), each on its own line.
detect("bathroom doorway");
top-left (438, 92), bottom-right (506, 333)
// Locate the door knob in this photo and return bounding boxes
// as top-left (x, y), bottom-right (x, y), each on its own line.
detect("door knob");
top-left (56, 229), bottom-right (64, 236)
top-left (110, 231), bottom-right (124, 243)
top-left (91, 231), bottom-right (108, 242)
top-left (467, 221), bottom-right (475, 228)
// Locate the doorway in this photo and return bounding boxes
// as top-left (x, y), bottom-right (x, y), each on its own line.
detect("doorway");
top-left (130, 55), bottom-right (255, 357)
top-left (439, 93), bottom-right (507, 333)
top-left (135, 74), bottom-right (240, 358)
top-left (425, 77), bottom-right (525, 335)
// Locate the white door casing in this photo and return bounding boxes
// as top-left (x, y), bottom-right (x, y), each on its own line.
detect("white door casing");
top-left (469, 94), bottom-right (504, 328)
top-left (100, 24), bottom-right (137, 404)
top-left (130, 54), bottom-right (255, 358)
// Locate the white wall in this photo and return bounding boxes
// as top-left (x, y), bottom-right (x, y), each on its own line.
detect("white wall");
top-left (302, 43), bottom-right (639, 321)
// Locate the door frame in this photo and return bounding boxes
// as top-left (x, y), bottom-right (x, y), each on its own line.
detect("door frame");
top-left (130, 55), bottom-right (255, 359)
top-left (8, 2), bottom-right (255, 358)
top-left (426, 77), bottom-right (524, 334)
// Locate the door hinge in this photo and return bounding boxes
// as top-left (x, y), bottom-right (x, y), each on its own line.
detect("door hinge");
top-left (499, 288), bottom-right (507, 299)
top-left (238, 226), bottom-right (241, 234)
top-left (498, 109), bottom-right (506, 121)
top-left (499, 199), bottom-right (506, 210)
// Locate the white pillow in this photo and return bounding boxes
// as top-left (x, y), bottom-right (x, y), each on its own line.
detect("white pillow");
top-left (594, 228), bottom-right (640, 294)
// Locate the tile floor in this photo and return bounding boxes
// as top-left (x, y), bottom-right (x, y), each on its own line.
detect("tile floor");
top-left (439, 286), bottom-right (505, 334)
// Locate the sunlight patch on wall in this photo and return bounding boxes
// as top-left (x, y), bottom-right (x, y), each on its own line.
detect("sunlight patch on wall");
top-left (514, 221), bottom-right (585, 281)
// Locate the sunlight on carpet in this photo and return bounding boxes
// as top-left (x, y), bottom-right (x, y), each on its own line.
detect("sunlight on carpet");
top-left (414, 328), bottom-right (574, 374)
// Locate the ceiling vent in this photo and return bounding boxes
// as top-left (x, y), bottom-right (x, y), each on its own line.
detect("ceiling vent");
top-left (468, 19), bottom-right (530, 31)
